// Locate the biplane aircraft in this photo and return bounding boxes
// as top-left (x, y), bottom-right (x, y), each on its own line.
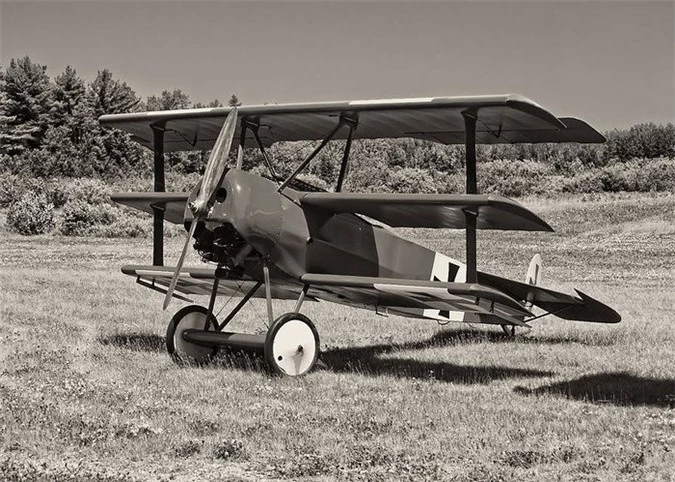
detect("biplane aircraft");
top-left (100, 94), bottom-right (621, 376)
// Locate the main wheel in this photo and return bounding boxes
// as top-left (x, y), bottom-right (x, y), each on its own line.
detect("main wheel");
top-left (166, 305), bottom-right (218, 364)
top-left (265, 313), bottom-right (319, 376)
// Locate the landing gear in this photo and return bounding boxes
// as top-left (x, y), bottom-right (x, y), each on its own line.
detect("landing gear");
top-left (166, 305), bottom-right (218, 364)
top-left (164, 286), bottom-right (321, 376)
top-left (265, 313), bottom-right (320, 377)
top-left (501, 323), bottom-right (529, 337)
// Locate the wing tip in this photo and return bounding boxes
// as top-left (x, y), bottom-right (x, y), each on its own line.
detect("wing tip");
top-left (574, 289), bottom-right (622, 323)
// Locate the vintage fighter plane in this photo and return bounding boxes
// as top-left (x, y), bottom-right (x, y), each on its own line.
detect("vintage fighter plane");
top-left (100, 94), bottom-right (621, 376)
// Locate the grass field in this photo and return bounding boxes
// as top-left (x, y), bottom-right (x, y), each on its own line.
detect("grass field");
top-left (1, 192), bottom-right (674, 481)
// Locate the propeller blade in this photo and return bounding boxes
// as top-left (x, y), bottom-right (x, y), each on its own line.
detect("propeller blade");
top-left (163, 218), bottom-right (200, 310)
top-left (165, 108), bottom-right (238, 310)
top-left (190, 107), bottom-right (239, 216)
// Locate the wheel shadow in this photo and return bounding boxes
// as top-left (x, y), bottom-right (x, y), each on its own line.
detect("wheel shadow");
top-left (98, 332), bottom-right (165, 352)
top-left (515, 372), bottom-right (675, 408)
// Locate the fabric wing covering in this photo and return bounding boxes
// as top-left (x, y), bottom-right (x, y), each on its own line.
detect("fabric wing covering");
top-left (99, 94), bottom-right (605, 152)
top-left (300, 193), bottom-right (554, 231)
top-left (122, 265), bottom-right (301, 300)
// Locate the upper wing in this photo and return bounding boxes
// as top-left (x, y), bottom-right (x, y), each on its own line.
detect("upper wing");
top-left (477, 272), bottom-right (621, 323)
top-left (301, 273), bottom-right (533, 326)
top-left (99, 94), bottom-right (605, 152)
top-left (112, 192), bottom-right (189, 224)
top-left (300, 193), bottom-right (553, 231)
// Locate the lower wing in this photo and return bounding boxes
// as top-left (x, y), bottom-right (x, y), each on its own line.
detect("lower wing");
top-left (301, 273), bottom-right (534, 326)
top-left (121, 265), bottom-right (302, 301)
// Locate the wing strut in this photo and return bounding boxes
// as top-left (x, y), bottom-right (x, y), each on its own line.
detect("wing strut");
top-left (463, 111), bottom-right (478, 283)
top-left (277, 115), bottom-right (357, 192)
top-left (235, 121), bottom-right (248, 169)
top-left (246, 120), bottom-right (279, 181)
top-left (335, 118), bottom-right (357, 192)
top-left (151, 124), bottom-right (166, 266)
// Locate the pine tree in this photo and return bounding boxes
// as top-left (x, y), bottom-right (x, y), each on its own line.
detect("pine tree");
top-left (228, 94), bottom-right (241, 107)
top-left (85, 70), bottom-right (145, 177)
top-left (192, 98), bottom-right (223, 109)
top-left (53, 66), bottom-right (86, 119)
top-left (0, 65), bottom-right (14, 157)
top-left (0, 57), bottom-right (54, 155)
top-left (87, 69), bottom-right (140, 117)
top-left (146, 89), bottom-right (191, 111)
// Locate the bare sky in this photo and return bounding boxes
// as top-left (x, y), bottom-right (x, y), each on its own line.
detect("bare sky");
top-left (1, 0), bottom-right (673, 130)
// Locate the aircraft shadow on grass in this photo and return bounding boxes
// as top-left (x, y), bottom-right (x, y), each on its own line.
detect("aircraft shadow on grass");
top-left (98, 333), bottom-right (165, 353)
top-left (515, 373), bottom-right (675, 408)
top-left (99, 329), bottom-right (554, 384)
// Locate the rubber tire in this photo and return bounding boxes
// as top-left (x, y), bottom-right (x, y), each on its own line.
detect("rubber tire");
top-left (166, 305), bottom-right (219, 365)
top-left (264, 313), bottom-right (320, 377)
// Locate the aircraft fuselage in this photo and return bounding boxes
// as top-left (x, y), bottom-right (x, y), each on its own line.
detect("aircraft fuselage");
top-left (204, 169), bottom-right (466, 291)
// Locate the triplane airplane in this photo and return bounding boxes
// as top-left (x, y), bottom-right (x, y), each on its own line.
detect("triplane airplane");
top-left (100, 94), bottom-right (621, 376)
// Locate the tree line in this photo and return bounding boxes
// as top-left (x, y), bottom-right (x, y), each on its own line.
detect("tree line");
top-left (1, 55), bottom-right (674, 190)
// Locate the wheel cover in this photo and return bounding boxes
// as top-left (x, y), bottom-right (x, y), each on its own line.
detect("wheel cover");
top-left (174, 310), bottom-right (215, 362)
top-left (270, 319), bottom-right (317, 376)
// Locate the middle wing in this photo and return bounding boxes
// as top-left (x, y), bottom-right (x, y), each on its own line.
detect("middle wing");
top-left (300, 193), bottom-right (553, 231)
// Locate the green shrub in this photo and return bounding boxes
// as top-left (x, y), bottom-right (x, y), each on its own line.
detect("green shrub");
top-left (0, 174), bottom-right (69, 208)
top-left (0, 173), bottom-right (25, 207)
top-left (64, 178), bottom-right (111, 205)
top-left (387, 168), bottom-right (438, 193)
top-left (296, 173), bottom-right (329, 190)
top-left (628, 158), bottom-right (675, 192)
top-left (561, 158), bottom-right (675, 194)
top-left (343, 159), bottom-right (391, 193)
top-left (432, 170), bottom-right (465, 194)
top-left (6, 192), bottom-right (54, 235)
top-left (60, 199), bottom-right (117, 236)
top-left (605, 123), bottom-right (675, 161)
top-left (88, 213), bottom-right (151, 238)
top-left (478, 160), bottom-right (555, 197)
top-left (562, 172), bottom-right (603, 193)
top-left (166, 172), bottom-right (200, 193)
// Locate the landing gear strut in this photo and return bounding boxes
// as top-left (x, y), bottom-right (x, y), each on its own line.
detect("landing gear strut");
top-left (501, 323), bottom-right (529, 337)
top-left (165, 280), bottom-right (320, 376)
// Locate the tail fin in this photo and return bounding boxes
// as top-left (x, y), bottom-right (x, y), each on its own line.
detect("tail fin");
top-left (525, 254), bottom-right (541, 308)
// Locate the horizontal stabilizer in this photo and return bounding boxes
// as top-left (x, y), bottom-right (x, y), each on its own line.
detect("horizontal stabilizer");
top-left (478, 272), bottom-right (621, 323)
top-left (111, 192), bottom-right (189, 224)
top-left (300, 193), bottom-right (553, 231)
